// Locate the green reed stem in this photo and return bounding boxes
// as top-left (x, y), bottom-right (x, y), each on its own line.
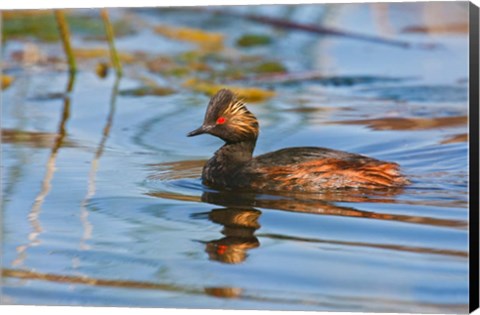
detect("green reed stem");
top-left (54, 10), bottom-right (77, 75)
top-left (101, 9), bottom-right (123, 77)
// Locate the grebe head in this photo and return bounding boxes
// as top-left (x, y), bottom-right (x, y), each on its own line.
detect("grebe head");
top-left (187, 89), bottom-right (259, 143)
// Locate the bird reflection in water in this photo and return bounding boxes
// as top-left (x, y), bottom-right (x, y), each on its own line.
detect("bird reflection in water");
top-left (193, 189), bottom-right (395, 265)
top-left (200, 207), bottom-right (261, 264)
top-left (147, 160), bottom-right (467, 265)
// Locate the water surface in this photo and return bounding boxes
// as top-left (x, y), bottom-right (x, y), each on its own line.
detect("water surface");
top-left (1, 3), bottom-right (469, 312)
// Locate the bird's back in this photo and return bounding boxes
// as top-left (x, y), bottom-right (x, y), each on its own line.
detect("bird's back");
top-left (229, 147), bottom-right (409, 192)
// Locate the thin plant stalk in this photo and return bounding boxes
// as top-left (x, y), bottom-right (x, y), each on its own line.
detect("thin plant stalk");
top-left (54, 10), bottom-right (77, 75)
top-left (13, 85), bottom-right (72, 268)
top-left (101, 9), bottom-right (123, 77)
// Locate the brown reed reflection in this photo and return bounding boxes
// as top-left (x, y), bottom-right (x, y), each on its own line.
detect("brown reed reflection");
top-left (12, 73), bottom-right (75, 268)
top-left (147, 159), bottom-right (205, 181)
top-left (1, 129), bottom-right (78, 148)
top-left (79, 77), bottom-right (120, 251)
top-left (204, 287), bottom-right (243, 299)
top-left (333, 116), bottom-right (467, 131)
top-left (2, 267), bottom-right (467, 312)
top-left (441, 133), bottom-right (468, 144)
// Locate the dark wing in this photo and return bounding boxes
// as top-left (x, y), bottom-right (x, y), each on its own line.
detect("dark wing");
top-left (253, 146), bottom-right (377, 166)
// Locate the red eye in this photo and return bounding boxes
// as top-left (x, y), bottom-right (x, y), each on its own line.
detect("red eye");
top-left (216, 117), bottom-right (226, 124)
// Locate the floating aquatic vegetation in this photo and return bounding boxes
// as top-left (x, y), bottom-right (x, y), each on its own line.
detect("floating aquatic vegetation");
top-left (147, 55), bottom-right (213, 78)
top-left (214, 60), bottom-right (287, 81)
top-left (96, 62), bottom-right (110, 78)
top-left (236, 34), bottom-right (272, 47)
top-left (334, 116), bottom-right (467, 131)
top-left (73, 48), bottom-right (135, 63)
top-left (2, 10), bottom-right (135, 42)
top-left (2, 75), bottom-right (14, 89)
top-left (119, 86), bottom-right (176, 97)
top-left (183, 78), bottom-right (275, 102)
top-left (154, 25), bottom-right (224, 49)
top-left (2, 129), bottom-right (77, 148)
top-left (146, 56), bottom-right (176, 72)
top-left (250, 61), bottom-right (286, 74)
top-left (176, 50), bottom-right (209, 63)
top-left (2, 11), bottom-right (60, 42)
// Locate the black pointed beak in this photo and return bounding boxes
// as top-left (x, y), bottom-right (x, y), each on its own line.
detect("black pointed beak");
top-left (187, 125), bottom-right (212, 137)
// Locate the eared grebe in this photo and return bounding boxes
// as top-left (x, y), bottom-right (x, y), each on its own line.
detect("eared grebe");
top-left (188, 89), bottom-right (409, 192)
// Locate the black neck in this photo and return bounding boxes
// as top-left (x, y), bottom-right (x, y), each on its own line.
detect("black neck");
top-left (214, 139), bottom-right (256, 165)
